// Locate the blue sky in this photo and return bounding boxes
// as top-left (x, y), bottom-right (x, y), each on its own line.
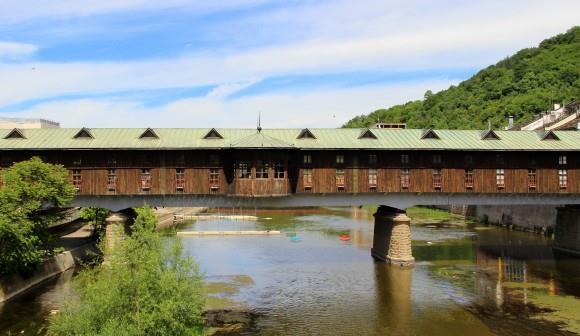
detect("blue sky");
top-left (0, 0), bottom-right (578, 128)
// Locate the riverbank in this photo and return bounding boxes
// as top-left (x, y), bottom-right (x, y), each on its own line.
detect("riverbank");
top-left (0, 222), bottom-right (98, 304)
top-left (154, 207), bottom-right (208, 229)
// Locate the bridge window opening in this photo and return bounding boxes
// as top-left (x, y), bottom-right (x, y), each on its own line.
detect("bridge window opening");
top-left (400, 168), bottom-right (410, 190)
top-left (496, 169), bottom-right (505, 189)
top-left (336, 168), bottom-right (345, 191)
top-left (209, 154), bottom-right (220, 166)
top-left (368, 154), bottom-right (377, 166)
top-left (176, 153), bottom-right (185, 166)
top-left (141, 169), bottom-right (152, 191)
top-left (256, 160), bottom-right (269, 179)
top-left (303, 154), bottom-right (312, 165)
top-left (175, 168), bottom-right (185, 192)
top-left (107, 157), bottom-right (117, 167)
top-left (236, 161), bottom-right (251, 179)
top-left (274, 161), bottom-right (285, 179)
top-left (432, 169), bottom-right (442, 191)
top-left (558, 155), bottom-right (567, 166)
top-left (465, 155), bottom-right (473, 167)
top-left (527, 169), bottom-right (537, 191)
top-left (401, 154), bottom-right (409, 166)
top-left (495, 154), bottom-right (504, 165)
top-left (72, 155), bottom-right (82, 167)
top-left (107, 169), bottom-right (117, 193)
top-left (465, 169), bottom-right (474, 191)
top-left (209, 168), bottom-right (220, 192)
top-left (369, 168), bottom-right (377, 191)
top-left (72, 170), bottom-right (82, 193)
top-left (336, 155), bottom-right (344, 165)
top-left (433, 154), bottom-right (442, 165)
top-left (559, 169), bottom-right (567, 189)
top-left (303, 168), bottom-right (313, 191)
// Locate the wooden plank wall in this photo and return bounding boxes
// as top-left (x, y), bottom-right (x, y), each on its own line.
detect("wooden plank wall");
top-left (0, 149), bottom-right (577, 195)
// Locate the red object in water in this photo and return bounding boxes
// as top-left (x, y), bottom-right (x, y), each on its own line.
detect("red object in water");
top-left (339, 234), bottom-right (350, 241)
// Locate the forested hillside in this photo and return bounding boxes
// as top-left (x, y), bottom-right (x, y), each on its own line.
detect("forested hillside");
top-left (344, 26), bottom-right (580, 129)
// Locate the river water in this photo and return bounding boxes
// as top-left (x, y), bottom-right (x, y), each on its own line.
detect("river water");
top-left (1, 207), bottom-right (579, 335)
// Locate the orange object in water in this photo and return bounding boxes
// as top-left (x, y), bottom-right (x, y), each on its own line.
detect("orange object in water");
top-left (339, 234), bottom-right (350, 241)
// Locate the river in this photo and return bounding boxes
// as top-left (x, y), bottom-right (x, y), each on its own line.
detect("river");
top-left (1, 207), bottom-right (579, 335)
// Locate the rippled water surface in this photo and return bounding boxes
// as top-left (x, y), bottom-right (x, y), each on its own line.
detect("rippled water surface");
top-left (1, 207), bottom-right (580, 335)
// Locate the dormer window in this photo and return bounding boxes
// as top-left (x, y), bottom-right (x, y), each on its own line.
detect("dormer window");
top-left (139, 128), bottom-right (159, 139)
top-left (297, 128), bottom-right (316, 139)
top-left (4, 128), bottom-right (26, 139)
top-left (481, 130), bottom-right (500, 140)
top-left (73, 128), bottom-right (94, 139)
top-left (421, 129), bottom-right (440, 140)
top-left (358, 128), bottom-right (377, 139)
top-left (540, 130), bottom-right (560, 141)
top-left (204, 128), bottom-right (223, 139)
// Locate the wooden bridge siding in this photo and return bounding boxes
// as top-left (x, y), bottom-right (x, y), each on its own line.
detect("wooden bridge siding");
top-left (1, 149), bottom-right (578, 195)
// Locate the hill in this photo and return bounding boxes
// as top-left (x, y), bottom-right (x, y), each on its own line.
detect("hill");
top-left (343, 26), bottom-right (580, 129)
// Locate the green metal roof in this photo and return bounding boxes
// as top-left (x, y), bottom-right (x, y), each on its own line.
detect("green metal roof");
top-left (0, 128), bottom-right (579, 151)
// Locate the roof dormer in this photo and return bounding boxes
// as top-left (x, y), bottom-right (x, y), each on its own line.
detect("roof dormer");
top-left (297, 128), bottom-right (316, 139)
top-left (73, 127), bottom-right (94, 139)
top-left (481, 129), bottom-right (501, 140)
top-left (358, 128), bottom-right (377, 139)
top-left (540, 130), bottom-right (560, 141)
top-left (139, 128), bottom-right (159, 139)
top-left (4, 128), bottom-right (26, 139)
top-left (203, 128), bottom-right (223, 139)
top-left (421, 129), bottom-right (440, 140)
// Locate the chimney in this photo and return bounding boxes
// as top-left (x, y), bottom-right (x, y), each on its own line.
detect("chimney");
top-left (508, 116), bottom-right (514, 130)
top-left (577, 122), bottom-right (580, 131)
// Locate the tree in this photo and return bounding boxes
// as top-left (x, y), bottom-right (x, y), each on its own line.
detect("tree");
top-left (343, 26), bottom-right (580, 129)
top-left (0, 157), bottom-right (76, 275)
top-left (80, 207), bottom-right (109, 239)
top-left (49, 206), bottom-right (206, 336)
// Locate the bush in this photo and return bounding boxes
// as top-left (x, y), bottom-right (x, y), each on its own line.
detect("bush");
top-left (49, 206), bottom-right (206, 336)
top-left (0, 157), bottom-right (76, 276)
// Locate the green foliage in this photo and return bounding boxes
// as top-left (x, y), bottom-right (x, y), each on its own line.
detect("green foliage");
top-left (80, 207), bottom-right (109, 238)
top-left (344, 26), bottom-right (580, 129)
top-left (0, 157), bottom-right (76, 275)
top-left (49, 206), bottom-right (206, 336)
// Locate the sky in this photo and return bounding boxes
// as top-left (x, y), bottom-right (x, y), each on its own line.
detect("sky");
top-left (0, 0), bottom-right (578, 128)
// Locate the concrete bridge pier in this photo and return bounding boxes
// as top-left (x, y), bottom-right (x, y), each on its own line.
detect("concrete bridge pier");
top-left (554, 205), bottom-right (580, 257)
top-left (372, 206), bottom-right (415, 267)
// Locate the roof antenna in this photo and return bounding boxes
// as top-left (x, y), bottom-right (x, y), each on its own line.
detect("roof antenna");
top-left (257, 112), bottom-right (262, 132)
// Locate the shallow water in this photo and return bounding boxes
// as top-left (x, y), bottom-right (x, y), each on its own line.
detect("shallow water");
top-left (1, 207), bottom-right (579, 335)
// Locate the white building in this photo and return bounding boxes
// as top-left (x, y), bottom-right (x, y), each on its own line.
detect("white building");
top-left (0, 117), bottom-right (60, 129)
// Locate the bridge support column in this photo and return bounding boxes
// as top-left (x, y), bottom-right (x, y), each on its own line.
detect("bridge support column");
top-left (554, 206), bottom-right (580, 257)
top-left (104, 212), bottom-right (129, 255)
top-left (372, 206), bottom-right (414, 267)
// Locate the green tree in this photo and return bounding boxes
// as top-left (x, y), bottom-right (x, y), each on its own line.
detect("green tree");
top-left (49, 206), bottom-right (206, 336)
top-left (0, 157), bottom-right (76, 275)
top-left (343, 26), bottom-right (580, 129)
top-left (80, 207), bottom-right (109, 239)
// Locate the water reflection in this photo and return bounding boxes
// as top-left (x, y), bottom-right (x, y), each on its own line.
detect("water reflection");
top-left (1, 207), bottom-right (580, 336)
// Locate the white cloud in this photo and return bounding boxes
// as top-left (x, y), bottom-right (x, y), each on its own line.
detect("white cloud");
top-left (12, 79), bottom-right (457, 128)
top-left (0, 41), bottom-right (38, 60)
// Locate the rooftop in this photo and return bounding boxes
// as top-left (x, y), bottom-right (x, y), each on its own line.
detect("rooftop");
top-left (0, 128), bottom-right (579, 151)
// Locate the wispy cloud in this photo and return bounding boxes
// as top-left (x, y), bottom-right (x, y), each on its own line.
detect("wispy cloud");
top-left (0, 0), bottom-right (579, 126)
top-left (0, 41), bottom-right (38, 60)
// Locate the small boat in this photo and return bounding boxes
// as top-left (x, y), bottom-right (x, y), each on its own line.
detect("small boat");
top-left (290, 236), bottom-right (302, 242)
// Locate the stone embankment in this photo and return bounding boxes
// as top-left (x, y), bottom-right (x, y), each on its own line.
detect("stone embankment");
top-left (0, 223), bottom-right (98, 303)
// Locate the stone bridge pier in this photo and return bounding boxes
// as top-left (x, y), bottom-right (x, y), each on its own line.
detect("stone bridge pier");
top-left (372, 206), bottom-right (415, 267)
top-left (554, 205), bottom-right (580, 257)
